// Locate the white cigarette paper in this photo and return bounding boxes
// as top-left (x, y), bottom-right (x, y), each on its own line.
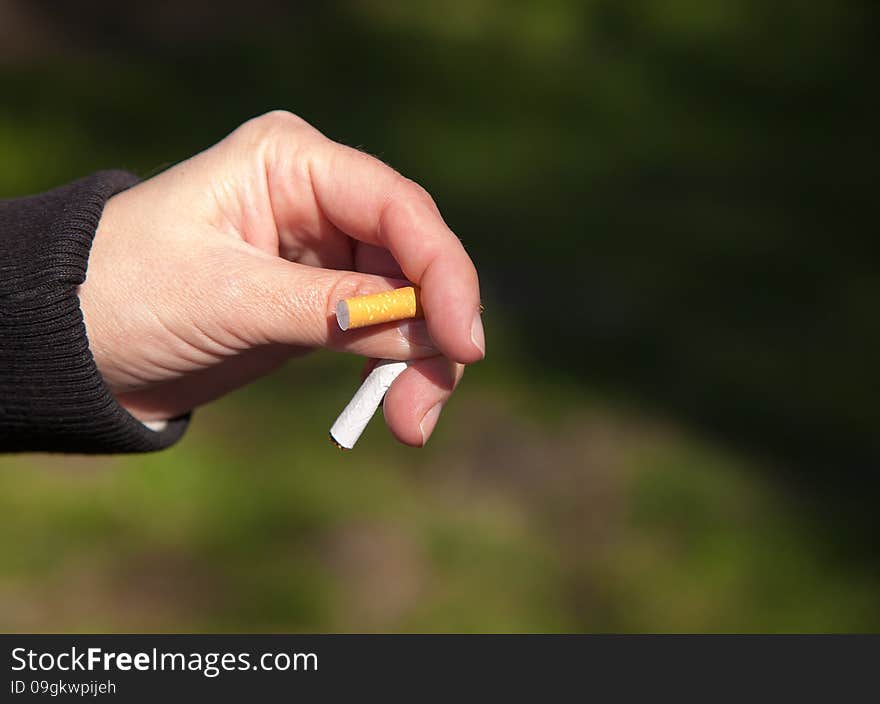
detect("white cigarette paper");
top-left (329, 360), bottom-right (408, 450)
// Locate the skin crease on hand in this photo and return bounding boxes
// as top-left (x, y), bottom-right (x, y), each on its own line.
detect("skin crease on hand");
top-left (77, 111), bottom-right (484, 447)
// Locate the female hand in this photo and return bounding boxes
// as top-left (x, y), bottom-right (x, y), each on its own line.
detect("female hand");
top-left (78, 111), bottom-right (484, 446)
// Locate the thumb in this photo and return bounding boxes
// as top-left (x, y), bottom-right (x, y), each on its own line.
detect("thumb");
top-left (224, 253), bottom-right (439, 361)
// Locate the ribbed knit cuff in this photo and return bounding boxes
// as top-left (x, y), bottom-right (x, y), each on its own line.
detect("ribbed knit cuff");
top-left (0, 171), bottom-right (189, 453)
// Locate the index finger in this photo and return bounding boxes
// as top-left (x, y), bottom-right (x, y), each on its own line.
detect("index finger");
top-left (300, 138), bottom-right (485, 364)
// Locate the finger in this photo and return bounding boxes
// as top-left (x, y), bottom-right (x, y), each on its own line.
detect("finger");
top-left (353, 242), bottom-right (405, 278)
top-left (299, 139), bottom-right (485, 364)
top-left (361, 357), bottom-right (380, 381)
top-left (382, 356), bottom-right (464, 446)
top-left (339, 319), bottom-right (437, 360)
top-left (225, 252), bottom-right (438, 359)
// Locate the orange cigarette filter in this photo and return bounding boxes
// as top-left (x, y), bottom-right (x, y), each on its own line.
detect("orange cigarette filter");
top-left (336, 286), bottom-right (423, 331)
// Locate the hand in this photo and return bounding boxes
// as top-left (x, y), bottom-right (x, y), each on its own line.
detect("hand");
top-left (78, 111), bottom-right (485, 446)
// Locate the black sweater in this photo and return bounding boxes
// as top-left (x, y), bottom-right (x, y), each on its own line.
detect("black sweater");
top-left (0, 172), bottom-right (188, 453)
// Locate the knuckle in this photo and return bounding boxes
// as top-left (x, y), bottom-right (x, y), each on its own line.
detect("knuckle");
top-left (401, 177), bottom-right (438, 211)
top-left (236, 110), bottom-right (310, 147)
top-left (377, 176), bottom-right (441, 241)
top-left (255, 109), bottom-right (307, 131)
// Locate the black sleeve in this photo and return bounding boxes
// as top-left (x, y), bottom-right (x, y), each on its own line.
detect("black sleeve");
top-left (0, 171), bottom-right (189, 454)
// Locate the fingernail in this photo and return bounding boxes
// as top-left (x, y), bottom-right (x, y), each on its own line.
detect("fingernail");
top-left (419, 403), bottom-right (443, 446)
top-left (470, 313), bottom-right (486, 358)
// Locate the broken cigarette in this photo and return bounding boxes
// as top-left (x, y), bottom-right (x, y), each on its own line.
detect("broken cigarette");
top-left (329, 287), bottom-right (419, 450)
top-left (329, 360), bottom-right (408, 450)
top-left (330, 286), bottom-right (482, 449)
top-left (336, 286), bottom-right (422, 331)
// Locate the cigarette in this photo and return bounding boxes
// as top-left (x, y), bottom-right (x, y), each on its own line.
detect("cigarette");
top-left (336, 286), bottom-right (422, 331)
top-left (329, 359), bottom-right (408, 450)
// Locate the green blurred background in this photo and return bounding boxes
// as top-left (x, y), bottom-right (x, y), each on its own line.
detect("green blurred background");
top-left (1, 0), bottom-right (878, 632)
